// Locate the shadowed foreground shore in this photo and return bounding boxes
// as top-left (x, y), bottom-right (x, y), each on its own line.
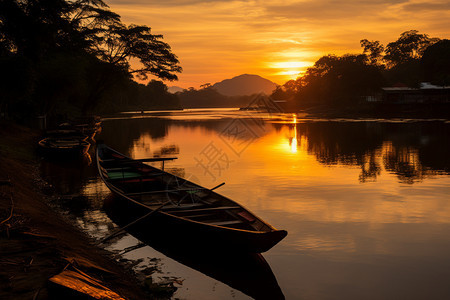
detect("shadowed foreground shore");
top-left (0, 122), bottom-right (148, 299)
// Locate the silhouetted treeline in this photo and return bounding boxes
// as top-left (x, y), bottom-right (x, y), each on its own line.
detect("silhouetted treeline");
top-left (0, 0), bottom-right (181, 123)
top-left (272, 31), bottom-right (449, 111)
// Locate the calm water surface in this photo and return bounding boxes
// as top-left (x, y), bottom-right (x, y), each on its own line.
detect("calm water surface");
top-left (41, 109), bottom-right (450, 300)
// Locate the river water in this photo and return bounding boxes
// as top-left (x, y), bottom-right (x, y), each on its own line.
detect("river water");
top-left (40, 109), bottom-right (450, 300)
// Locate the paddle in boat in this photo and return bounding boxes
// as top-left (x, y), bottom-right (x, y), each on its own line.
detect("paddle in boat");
top-left (96, 144), bottom-right (287, 253)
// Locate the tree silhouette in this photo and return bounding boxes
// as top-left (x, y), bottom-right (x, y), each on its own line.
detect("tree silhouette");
top-left (360, 39), bottom-right (385, 66)
top-left (294, 54), bottom-right (384, 106)
top-left (420, 39), bottom-right (450, 86)
top-left (0, 0), bottom-right (182, 118)
top-left (93, 24), bottom-right (181, 81)
top-left (200, 83), bottom-right (212, 89)
top-left (384, 30), bottom-right (439, 68)
top-left (271, 30), bottom-right (447, 110)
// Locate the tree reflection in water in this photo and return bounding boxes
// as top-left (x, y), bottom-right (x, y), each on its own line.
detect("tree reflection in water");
top-left (290, 121), bottom-right (450, 183)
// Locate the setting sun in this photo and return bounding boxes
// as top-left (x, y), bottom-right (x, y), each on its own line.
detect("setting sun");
top-left (270, 61), bottom-right (311, 69)
top-left (268, 61), bottom-right (310, 81)
top-left (277, 70), bottom-right (303, 81)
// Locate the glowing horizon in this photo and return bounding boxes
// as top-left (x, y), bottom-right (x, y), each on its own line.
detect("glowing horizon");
top-left (107, 0), bottom-right (450, 89)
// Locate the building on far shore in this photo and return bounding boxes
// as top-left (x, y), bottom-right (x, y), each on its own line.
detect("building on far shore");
top-left (380, 83), bottom-right (450, 104)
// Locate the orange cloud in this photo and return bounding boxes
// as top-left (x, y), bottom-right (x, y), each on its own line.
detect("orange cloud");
top-left (107, 0), bottom-right (450, 88)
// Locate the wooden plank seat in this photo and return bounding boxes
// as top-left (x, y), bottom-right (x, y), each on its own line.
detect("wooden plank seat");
top-left (103, 166), bottom-right (157, 173)
top-left (165, 206), bottom-right (241, 214)
top-left (106, 172), bottom-right (165, 181)
top-left (137, 167), bottom-right (154, 173)
top-left (125, 187), bottom-right (207, 196)
top-left (101, 157), bottom-right (177, 163)
top-left (179, 213), bottom-right (216, 219)
top-left (148, 202), bottom-right (205, 210)
top-left (104, 167), bottom-right (134, 172)
top-left (102, 164), bottom-right (160, 172)
top-left (207, 220), bottom-right (244, 226)
top-left (119, 178), bottom-right (157, 183)
top-left (112, 153), bottom-right (125, 159)
top-left (237, 211), bottom-right (257, 223)
top-left (105, 171), bottom-right (142, 180)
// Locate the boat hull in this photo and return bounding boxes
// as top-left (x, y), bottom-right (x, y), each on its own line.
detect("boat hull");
top-left (105, 192), bottom-right (287, 253)
top-left (104, 195), bottom-right (285, 299)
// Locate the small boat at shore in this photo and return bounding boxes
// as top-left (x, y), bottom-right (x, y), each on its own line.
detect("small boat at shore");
top-left (44, 129), bottom-right (89, 141)
top-left (39, 137), bottom-right (90, 157)
top-left (46, 119), bottom-right (101, 142)
top-left (96, 144), bottom-right (287, 253)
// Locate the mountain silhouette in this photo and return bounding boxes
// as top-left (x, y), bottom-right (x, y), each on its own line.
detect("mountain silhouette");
top-left (167, 86), bottom-right (185, 94)
top-left (212, 74), bottom-right (277, 96)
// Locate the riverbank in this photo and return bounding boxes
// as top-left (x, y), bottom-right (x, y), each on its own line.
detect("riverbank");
top-left (0, 122), bottom-right (148, 299)
top-left (302, 103), bottom-right (450, 119)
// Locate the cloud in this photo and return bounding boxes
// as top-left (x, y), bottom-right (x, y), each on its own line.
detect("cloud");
top-left (264, 0), bottom-right (409, 20)
top-left (106, 0), bottom-right (450, 87)
top-left (107, 0), bottom-right (231, 7)
top-left (401, 2), bottom-right (450, 12)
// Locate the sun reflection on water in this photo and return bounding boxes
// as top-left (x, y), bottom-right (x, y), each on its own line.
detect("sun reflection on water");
top-left (290, 114), bottom-right (298, 154)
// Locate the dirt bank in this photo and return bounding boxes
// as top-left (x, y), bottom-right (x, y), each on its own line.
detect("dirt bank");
top-left (0, 122), bottom-right (148, 299)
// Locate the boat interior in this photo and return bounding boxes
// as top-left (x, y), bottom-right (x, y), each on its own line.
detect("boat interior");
top-left (98, 148), bottom-right (272, 233)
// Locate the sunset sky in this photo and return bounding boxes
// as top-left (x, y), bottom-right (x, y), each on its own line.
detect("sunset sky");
top-left (107, 0), bottom-right (450, 88)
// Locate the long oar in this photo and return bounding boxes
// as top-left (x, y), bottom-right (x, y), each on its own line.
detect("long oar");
top-left (175, 182), bottom-right (225, 205)
top-left (210, 182), bottom-right (225, 191)
top-left (99, 182), bottom-right (225, 244)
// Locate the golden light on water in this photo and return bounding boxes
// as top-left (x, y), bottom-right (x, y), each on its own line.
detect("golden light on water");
top-left (290, 114), bottom-right (298, 153)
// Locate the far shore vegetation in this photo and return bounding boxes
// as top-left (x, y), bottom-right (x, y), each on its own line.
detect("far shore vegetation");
top-left (270, 30), bottom-right (450, 116)
top-left (179, 30), bottom-right (449, 117)
top-left (1, 0), bottom-right (449, 124)
top-left (0, 0), bottom-right (181, 125)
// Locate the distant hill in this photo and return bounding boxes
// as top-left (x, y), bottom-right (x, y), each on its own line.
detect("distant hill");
top-left (167, 86), bottom-right (185, 94)
top-left (212, 74), bottom-right (277, 96)
top-left (177, 87), bottom-right (256, 108)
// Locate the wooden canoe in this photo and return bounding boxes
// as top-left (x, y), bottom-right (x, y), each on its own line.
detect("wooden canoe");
top-left (39, 137), bottom-right (90, 157)
top-left (96, 144), bottom-right (287, 253)
top-left (46, 122), bottom-right (100, 141)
